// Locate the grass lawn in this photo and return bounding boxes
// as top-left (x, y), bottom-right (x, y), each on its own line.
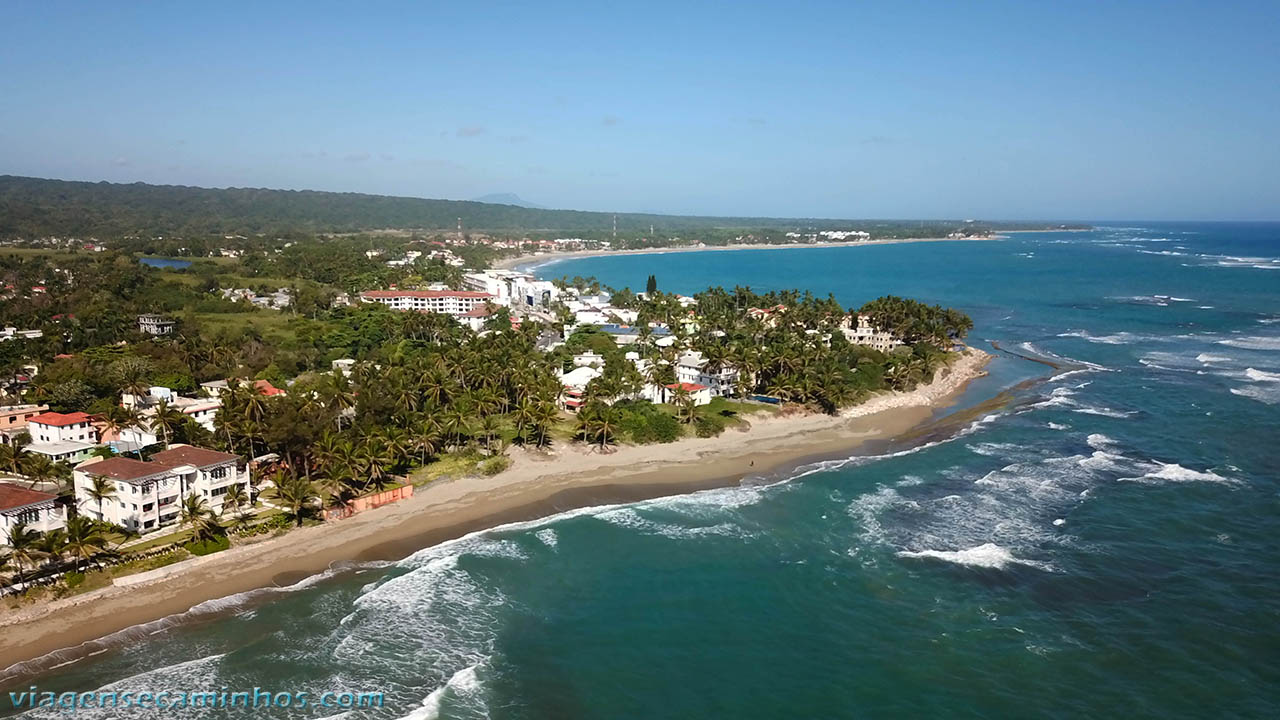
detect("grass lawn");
top-left (408, 450), bottom-right (487, 486)
top-left (193, 310), bottom-right (298, 343)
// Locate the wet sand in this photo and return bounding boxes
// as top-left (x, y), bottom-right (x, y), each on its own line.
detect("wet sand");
top-left (0, 350), bottom-right (993, 678)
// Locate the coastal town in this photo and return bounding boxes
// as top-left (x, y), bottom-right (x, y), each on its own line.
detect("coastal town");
top-left (0, 244), bottom-right (974, 609)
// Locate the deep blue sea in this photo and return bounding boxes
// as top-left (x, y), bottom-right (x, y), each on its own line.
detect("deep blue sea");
top-left (6, 223), bottom-right (1280, 719)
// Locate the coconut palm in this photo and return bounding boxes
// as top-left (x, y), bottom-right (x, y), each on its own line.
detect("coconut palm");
top-left (221, 483), bottom-right (251, 523)
top-left (5, 523), bottom-right (44, 580)
top-left (268, 471), bottom-right (317, 527)
top-left (35, 529), bottom-right (67, 571)
top-left (62, 516), bottom-right (107, 571)
top-left (179, 494), bottom-right (222, 544)
top-left (85, 473), bottom-right (117, 521)
top-left (19, 453), bottom-right (59, 490)
top-left (149, 399), bottom-right (187, 449)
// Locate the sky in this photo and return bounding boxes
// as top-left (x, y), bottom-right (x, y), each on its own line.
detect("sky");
top-left (1, 1), bottom-right (1278, 221)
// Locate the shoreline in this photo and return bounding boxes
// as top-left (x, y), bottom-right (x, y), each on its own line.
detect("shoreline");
top-left (491, 236), bottom-right (999, 272)
top-left (0, 349), bottom-right (993, 678)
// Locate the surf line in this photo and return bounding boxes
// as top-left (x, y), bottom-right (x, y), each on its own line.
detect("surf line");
top-left (990, 340), bottom-right (1062, 370)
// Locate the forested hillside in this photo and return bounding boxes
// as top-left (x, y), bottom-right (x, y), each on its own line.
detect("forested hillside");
top-left (0, 175), bottom-right (1086, 239)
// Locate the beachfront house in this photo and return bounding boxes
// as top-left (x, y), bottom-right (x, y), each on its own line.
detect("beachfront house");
top-left (0, 403), bottom-right (49, 445)
top-left (559, 366), bottom-right (601, 412)
top-left (663, 382), bottom-right (712, 406)
top-left (841, 315), bottom-right (903, 353)
top-left (0, 482), bottom-right (66, 543)
top-left (676, 350), bottom-right (740, 397)
top-left (73, 444), bottom-right (246, 532)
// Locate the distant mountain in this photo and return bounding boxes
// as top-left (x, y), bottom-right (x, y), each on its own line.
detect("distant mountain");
top-left (469, 193), bottom-right (545, 209)
top-left (0, 175), bottom-right (1088, 239)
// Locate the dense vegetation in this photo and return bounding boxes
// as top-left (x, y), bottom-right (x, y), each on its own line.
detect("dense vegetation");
top-left (0, 175), bottom-right (1088, 239)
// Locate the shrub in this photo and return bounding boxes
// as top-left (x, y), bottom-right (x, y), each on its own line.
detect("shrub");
top-left (64, 572), bottom-right (85, 588)
top-left (694, 414), bottom-right (726, 438)
top-left (184, 534), bottom-right (230, 556)
top-left (478, 456), bottom-right (511, 476)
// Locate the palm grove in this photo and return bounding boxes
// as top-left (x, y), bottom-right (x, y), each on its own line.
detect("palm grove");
top-left (1, 249), bottom-right (970, 590)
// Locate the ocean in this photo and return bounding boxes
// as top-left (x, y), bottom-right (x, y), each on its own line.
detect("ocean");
top-left (5, 223), bottom-right (1279, 718)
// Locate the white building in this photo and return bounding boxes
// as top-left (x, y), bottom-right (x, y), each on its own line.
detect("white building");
top-left (24, 411), bottom-right (99, 465)
top-left (558, 366), bottom-right (601, 412)
top-left (663, 382), bottom-right (712, 406)
top-left (841, 315), bottom-right (904, 353)
top-left (676, 351), bottom-right (740, 397)
top-left (138, 314), bottom-right (175, 336)
top-left (74, 445), bottom-right (246, 532)
top-left (0, 483), bottom-right (66, 542)
top-left (360, 290), bottom-right (492, 317)
top-left (572, 351), bottom-right (607, 368)
top-left (0, 327), bottom-right (43, 342)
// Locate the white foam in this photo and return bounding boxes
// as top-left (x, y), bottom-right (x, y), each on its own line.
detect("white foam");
top-left (1086, 434), bottom-right (1115, 450)
top-left (1230, 385), bottom-right (1280, 404)
top-left (1120, 462), bottom-right (1238, 485)
top-left (534, 528), bottom-right (558, 548)
top-left (409, 663), bottom-right (486, 720)
top-left (897, 544), bottom-right (1049, 571)
top-left (1196, 353), bottom-right (1232, 363)
top-left (1244, 368), bottom-right (1280, 382)
top-left (1217, 336), bottom-right (1280, 351)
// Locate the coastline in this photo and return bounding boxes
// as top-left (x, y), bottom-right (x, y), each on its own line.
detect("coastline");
top-left (0, 349), bottom-right (992, 678)
top-left (491, 236), bottom-right (998, 272)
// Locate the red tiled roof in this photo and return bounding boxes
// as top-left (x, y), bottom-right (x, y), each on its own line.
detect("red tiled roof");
top-left (150, 445), bottom-right (238, 468)
top-left (360, 290), bottom-right (491, 299)
top-left (665, 382), bottom-right (708, 391)
top-left (461, 305), bottom-right (492, 317)
top-left (0, 482), bottom-right (57, 512)
top-left (253, 380), bottom-right (285, 396)
top-left (28, 411), bottom-right (93, 427)
top-left (79, 456), bottom-right (172, 482)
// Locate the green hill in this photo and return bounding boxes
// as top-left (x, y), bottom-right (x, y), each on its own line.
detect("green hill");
top-left (0, 175), bottom-right (1086, 238)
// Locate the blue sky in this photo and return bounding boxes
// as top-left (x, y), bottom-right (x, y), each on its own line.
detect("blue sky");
top-left (2, 1), bottom-right (1277, 220)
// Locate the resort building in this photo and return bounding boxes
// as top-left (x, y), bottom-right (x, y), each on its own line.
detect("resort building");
top-left (359, 290), bottom-right (492, 317)
top-left (73, 445), bottom-right (246, 532)
top-left (0, 327), bottom-right (43, 342)
top-left (0, 482), bottom-right (66, 542)
top-left (23, 411), bottom-right (100, 464)
top-left (137, 314), bottom-right (175, 336)
top-left (841, 315), bottom-right (904, 353)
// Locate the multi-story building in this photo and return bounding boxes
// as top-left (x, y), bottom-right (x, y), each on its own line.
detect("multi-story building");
top-left (24, 411), bottom-right (99, 464)
top-left (137, 314), bottom-right (175, 335)
top-left (0, 403), bottom-right (49, 444)
top-left (359, 290), bottom-right (492, 317)
top-left (0, 482), bottom-right (66, 542)
top-left (676, 351), bottom-right (740, 397)
top-left (74, 444), bottom-right (246, 533)
top-left (841, 315), bottom-right (904, 353)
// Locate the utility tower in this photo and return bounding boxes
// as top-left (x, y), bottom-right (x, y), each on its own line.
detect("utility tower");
top-left (612, 214), bottom-right (617, 240)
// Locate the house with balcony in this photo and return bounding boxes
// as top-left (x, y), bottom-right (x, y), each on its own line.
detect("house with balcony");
top-left (0, 482), bottom-right (66, 543)
top-left (676, 351), bottom-right (740, 397)
top-left (73, 444), bottom-right (245, 533)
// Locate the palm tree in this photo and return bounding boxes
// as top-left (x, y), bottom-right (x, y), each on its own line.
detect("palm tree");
top-left (20, 453), bottom-right (59, 490)
top-left (62, 516), bottom-right (107, 572)
top-left (221, 483), bottom-right (251, 524)
top-left (85, 473), bottom-right (117, 521)
top-left (149, 399), bottom-right (186, 449)
top-left (179, 494), bottom-right (222, 544)
top-left (35, 529), bottom-right (67, 571)
top-left (532, 399), bottom-right (559, 449)
top-left (268, 471), bottom-right (316, 527)
top-left (5, 523), bottom-right (43, 580)
top-left (358, 439), bottom-right (395, 491)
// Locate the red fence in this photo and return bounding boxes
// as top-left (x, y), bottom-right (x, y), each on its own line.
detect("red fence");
top-left (323, 485), bottom-right (414, 521)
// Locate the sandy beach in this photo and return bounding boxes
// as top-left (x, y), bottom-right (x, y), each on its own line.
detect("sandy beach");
top-left (491, 236), bottom-right (998, 271)
top-left (0, 349), bottom-right (992, 678)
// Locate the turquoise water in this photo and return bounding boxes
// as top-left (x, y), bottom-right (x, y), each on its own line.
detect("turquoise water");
top-left (5, 224), bottom-right (1280, 718)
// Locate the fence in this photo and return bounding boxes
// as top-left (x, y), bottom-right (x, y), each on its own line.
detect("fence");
top-left (323, 485), bottom-right (414, 521)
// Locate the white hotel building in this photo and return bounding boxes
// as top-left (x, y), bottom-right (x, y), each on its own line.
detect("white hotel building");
top-left (1, 482), bottom-right (66, 544)
top-left (73, 445), bottom-right (246, 533)
top-left (359, 290), bottom-right (492, 316)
